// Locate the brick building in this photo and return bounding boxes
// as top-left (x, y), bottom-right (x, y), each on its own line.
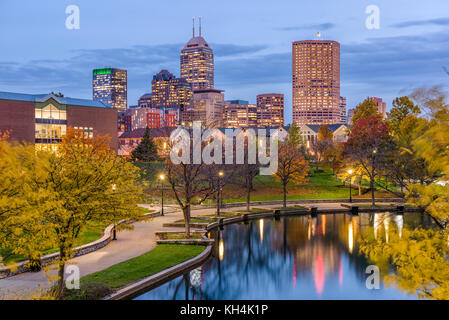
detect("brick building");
top-left (0, 91), bottom-right (118, 151)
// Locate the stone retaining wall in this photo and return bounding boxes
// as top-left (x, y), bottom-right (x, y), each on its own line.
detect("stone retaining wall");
top-left (0, 210), bottom-right (160, 280)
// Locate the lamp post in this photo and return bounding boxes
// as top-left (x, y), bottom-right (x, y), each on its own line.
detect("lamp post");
top-left (112, 184), bottom-right (117, 240)
top-left (159, 174), bottom-right (165, 216)
top-left (217, 171), bottom-right (224, 216)
top-left (347, 169), bottom-right (353, 203)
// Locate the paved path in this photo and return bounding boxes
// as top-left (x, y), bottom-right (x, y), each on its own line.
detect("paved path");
top-left (0, 201), bottom-right (376, 299)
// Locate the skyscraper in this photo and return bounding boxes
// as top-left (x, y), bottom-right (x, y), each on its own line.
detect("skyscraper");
top-left (92, 67), bottom-right (127, 111)
top-left (370, 97), bottom-right (387, 118)
top-left (223, 101), bottom-right (258, 128)
top-left (183, 89), bottom-right (224, 127)
top-left (292, 40), bottom-right (340, 125)
top-left (339, 96), bottom-right (347, 124)
top-left (180, 18), bottom-right (214, 90)
top-left (151, 69), bottom-right (193, 125)
top-left (256, 94), bottom-right (284, 127)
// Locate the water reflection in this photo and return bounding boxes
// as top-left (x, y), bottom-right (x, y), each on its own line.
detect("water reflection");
top-left (136, 212), bottom-right (429, 300)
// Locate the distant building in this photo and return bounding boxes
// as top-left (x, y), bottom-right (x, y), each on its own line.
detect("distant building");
top-left (119, 127), bottom-right (176, 157)
top-left (370, 97), bottom-right (387, 118)
top-left (339, 96), bottom-right (347, 124)
top-left (92, 67), bottom-right (127, 111)
top-left (292, 40), bottom-right (341, 126)
top-left (347, 108), bottom-right (355, 126)
top-left (180, 18), bottom-right (214, 90)
top-left (0, 91), bottom-right (118, 151)
top-left (256, 94), bottom-right (284, 127)
top-left (183, 89), bottom-right (225, 127)
top-left (138, 93), bottom-right (152, 108)
top-left (223, 102), bottom-right (258, 128)
top-left (299, 123), bottom-right (349, 147)
top-left (151, 70), bottom-right (193, 125)
top-left (226, 100), bottom-right (249, 105)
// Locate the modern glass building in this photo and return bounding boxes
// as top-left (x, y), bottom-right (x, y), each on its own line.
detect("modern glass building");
top-left (92, 67), bottom-right (127, 111)
top-left (180, 20), bottom-right (214, 90)
top-left (292, 40), bottom-right (341, 125)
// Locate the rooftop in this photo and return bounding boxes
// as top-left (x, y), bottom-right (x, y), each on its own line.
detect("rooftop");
top-left (0, 91), bottom-right (112, 108)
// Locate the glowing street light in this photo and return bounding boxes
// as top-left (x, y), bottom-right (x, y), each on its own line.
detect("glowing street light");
top-left (217, 171), bottom-right (224, 216)
top-left (347, 169), bottom-right (353, 203)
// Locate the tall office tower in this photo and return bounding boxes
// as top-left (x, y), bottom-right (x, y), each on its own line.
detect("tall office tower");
top-left (183, 89), bottom-right (224, 127)
top-left (223, 101), bottom-right (258, 128)
top-left (339, 96), bottom-right (347, 124)
top-left (93, 68), bottom-right (127, 111)
top-left (370, 97), bottom-right (387, 118)
top-left (180, 18), bottom-right (214, 90)
top-left (256, 94), bottom-right (284, 127)
top-left (150, 69), bottom-right (193, 124)
top-left (292, 40), bottom-right (340, 125)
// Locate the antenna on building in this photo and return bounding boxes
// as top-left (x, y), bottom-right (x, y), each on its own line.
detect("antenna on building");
top-left (199, 16), bottom-right (202, 36)
top-left (192, 17), bottom-right (195, 37)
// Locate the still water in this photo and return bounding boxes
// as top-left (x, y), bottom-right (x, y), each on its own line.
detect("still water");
top-left (136, 212), bottom-right (429, 300)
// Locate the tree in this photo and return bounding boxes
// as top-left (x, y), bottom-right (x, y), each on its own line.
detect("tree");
top-left (360, 228), bottom-right (449, 300)
top-left (287, 122), bottom-right (302, 147)
top-left (312, 125), bottom-right (334, 171)
top-left (275, 143), bottom-right (309, 207)
top-left (131, 126), bottom-right (159, 161)
top-left (386, 96), bottom-right (421, 136)
top-left (344, 116), bottom-right (395, 205)
top-left (406, 87), bottom-right (449, 228)
top-left (0, 128), bottom-right (143, 299)
top-left (351, 97), bottom-right (381, 127)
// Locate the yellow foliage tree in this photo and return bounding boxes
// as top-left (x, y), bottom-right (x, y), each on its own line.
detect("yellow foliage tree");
top-left (0, 128), bottom-right (143, 299)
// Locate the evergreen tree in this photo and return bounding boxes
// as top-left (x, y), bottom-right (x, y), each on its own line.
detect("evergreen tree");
top-left (131, 126), bottom-right (159, 161)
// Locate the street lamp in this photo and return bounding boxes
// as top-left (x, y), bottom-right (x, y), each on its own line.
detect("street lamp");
top-left (159, 174), bottom-right (165, 216)
top-left (112, 184), bottom-right (117, 240)
top-left (217, 171), bottom-right (224, 216)
top-left (347, 169), bottom-right (353, 203)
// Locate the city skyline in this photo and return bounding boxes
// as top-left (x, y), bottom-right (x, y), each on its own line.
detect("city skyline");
top-left (1, 1), bottom-right (449, 124)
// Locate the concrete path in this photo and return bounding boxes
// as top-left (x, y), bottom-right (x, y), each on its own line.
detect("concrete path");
top-left (0, 201), bottom-right (373, 299)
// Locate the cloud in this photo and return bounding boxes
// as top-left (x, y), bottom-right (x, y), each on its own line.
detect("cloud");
top-left (277, 23), bottom-right (335, 31)
top-left (390, 17), bottom-right (449, 28)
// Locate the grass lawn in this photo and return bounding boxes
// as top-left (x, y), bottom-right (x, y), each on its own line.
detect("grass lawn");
top-left (232, 208), bottom-right (272, 214)
top-left (222, 167), bottom-right (392, 203)
top-left (80, 244), bottom-right (206, 289)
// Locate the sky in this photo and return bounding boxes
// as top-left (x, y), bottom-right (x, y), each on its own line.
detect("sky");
top-left (1, 0), bottom-right (448, 123)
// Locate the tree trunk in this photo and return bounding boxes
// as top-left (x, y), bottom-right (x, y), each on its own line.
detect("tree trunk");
top-left (55, 248), bottom-right (66, 299)
top-left (283, 181), bottom-right (287, 208)
top-left (183, 206), bottom-right (191, 238)
top-left (246, 184), bottom-right (250, 212)
top-left (370, 178), bottom-right (375, 206)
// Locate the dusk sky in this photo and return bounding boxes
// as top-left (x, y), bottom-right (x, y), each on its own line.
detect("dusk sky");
top-left (1, 0), bottom-right (448, 123)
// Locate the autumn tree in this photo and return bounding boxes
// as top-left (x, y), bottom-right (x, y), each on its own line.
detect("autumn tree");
top-left (312, 124), bottom-right (334, 171)
top-left (0, 128), bottom-right (143, 298)
top-left (351, 97), bottom-right (382, 127)
top-left (386, 96), bottom-right (421, 136)
top-left (131, 126), bottom-right (159, 161)
top-left (275, 143), bottom-right (309, 207)
top-left (344, 116), bottom-right (395, 205)
top-left (406, 87), bottom-right (449, 228)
